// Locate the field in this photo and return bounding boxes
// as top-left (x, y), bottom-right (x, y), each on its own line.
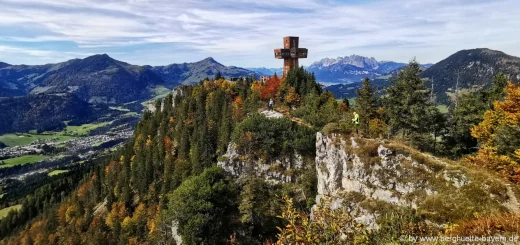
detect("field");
top-left (1, 155), bottom-right (50, 168)
top-left (64, 122), bottom-right (110, 135)
top-left (0, 205), bottom-right (22, 219)
top-left (0, 134), bottom-right (75, 147)
top-left (48, 170), bottom-right (69, 176)
top-left (0, 121), bottom-right (113, 147)
top-left (141, 86), bottom-right (172, 106)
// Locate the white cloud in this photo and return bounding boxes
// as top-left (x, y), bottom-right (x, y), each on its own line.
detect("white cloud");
top-left (0, 0), bottom-right (518, 66)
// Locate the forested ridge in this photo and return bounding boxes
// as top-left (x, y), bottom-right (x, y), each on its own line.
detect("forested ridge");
top-left (2, 61), bottom-right (520, 244)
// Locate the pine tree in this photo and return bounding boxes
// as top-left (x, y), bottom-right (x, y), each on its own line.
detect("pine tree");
top-left (355, 78), bottom-right (378, 134)
top-left (384, 59), bottom-right (431, 138)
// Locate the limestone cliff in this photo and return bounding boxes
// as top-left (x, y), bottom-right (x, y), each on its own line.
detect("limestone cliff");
top-left (315, 132), bottom-right (520, 229)
top-left (217, 143), bottom-right (305, 183)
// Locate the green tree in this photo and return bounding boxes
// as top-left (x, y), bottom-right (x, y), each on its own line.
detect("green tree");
top-left (166, 166), bottom-right (238, 245)
top-left (443, 93), bottom-right (486, 157)
top-left (355, 78), bottom-right (378, 134)
top-left (239, 177), bottom-right (281, 244)
top-left (384, 59), bottom-right (431, 138)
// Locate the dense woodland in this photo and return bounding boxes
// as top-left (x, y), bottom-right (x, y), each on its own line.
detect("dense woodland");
top-left (1, 61), bottom-right (520, 244)
top-left (0, 94), bottom-right (117, 135)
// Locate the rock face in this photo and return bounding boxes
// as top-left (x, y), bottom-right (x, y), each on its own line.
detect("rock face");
top-left (314, 132), bottom-right (520, 229)
top-left (218, 143), bottom-right (305, 183)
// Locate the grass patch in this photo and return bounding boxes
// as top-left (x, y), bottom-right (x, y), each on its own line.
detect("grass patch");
top-left (1, 155), bottom-right (50, 168)
top-left (64, 122), bottom-right (110, 135)
top-left (0, 205), bottom-right (22, 219)
top-left (48, 169), bottom-right (69, 176)
top-left (353, 138), bottom-right (381, 170)
top-left (92, 141), bottom-right (104, 147)
top-left (141, 86), bottom-right (172, 106)
top-left (0, 133), bottom-right (75, 147)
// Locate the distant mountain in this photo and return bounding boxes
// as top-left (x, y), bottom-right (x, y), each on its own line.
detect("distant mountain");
top-left (307, 55), bottom-right (431, 83)
top-left (0, 55), bottom-right (259, 103)
top-left (325, 49), bottom-right (520, 102)
top-left (152, 57), bottom-right (259, 85)
top-left (422, 48), bottom-right (520, 103)
top-left (246, 67), bottom-right (283, 76)
top-left (32, 54), bottom-right (166, 103)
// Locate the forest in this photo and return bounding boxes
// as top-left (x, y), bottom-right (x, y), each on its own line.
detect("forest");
top-left (1, 61), bottom-right (519, 244)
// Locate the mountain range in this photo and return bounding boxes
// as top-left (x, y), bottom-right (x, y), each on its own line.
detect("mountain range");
top-left (325, 49), bottom-right (520, 103)
top-left (306, 54), bottom-right (433, 83)
top-left (2, 48), bottom-right (519, 107)
top-left (0, 55), bottom-right (259, 103)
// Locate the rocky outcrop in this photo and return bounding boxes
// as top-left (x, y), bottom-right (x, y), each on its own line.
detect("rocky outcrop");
top-left (314, 132), bottom-right (520, 229)
top-left (217, 143), bottom-right (305, 183)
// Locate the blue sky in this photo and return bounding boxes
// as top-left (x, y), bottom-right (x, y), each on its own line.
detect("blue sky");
top-left (0, 0), bottom-right (518, 67)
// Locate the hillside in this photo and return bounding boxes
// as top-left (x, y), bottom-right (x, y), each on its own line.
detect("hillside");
top-left (0, 94), bottom-right (104, 134)
top-left (152, 57), bottom-right (259, 85)
top-left (31, 54), bottom-right (166, 103)
top-left (422, 48), bottom-right (520, 103)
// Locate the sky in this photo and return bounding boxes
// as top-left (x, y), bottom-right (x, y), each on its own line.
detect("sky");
top-left (0, 0), bottom-right (519, 67)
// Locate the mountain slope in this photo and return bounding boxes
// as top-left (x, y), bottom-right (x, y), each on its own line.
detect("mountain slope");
top-left (152, 57), bottom-right (259, 85)
top-left (33, 54), bottom-right (166, 103)
top-left (0, 94), bottom-right (97, 134)
top-left (422, 48), bottom-right (520, 103)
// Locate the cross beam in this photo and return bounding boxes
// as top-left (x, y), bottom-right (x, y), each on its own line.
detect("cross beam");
top-left (274, 36), bottom-right (308, 77)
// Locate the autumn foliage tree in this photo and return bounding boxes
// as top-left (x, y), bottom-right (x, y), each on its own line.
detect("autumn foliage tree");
top-left (468, 81), bottom-right (520, 183)
top-left (274, 196), bottom-right (369, 245)
top-left (260, 75), bottom-right (282, 100)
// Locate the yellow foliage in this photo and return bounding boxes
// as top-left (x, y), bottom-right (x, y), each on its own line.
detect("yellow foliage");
top-left (285, 86), bottom-right (300, 106)
top-left (471, 82), bottom-right (520, 145)
top-left (145, 135), bottom-right (152, 146)
top-left (275, 195), bottom-right (368, 245)
top-left (468, 82), bottom-right (520, 183)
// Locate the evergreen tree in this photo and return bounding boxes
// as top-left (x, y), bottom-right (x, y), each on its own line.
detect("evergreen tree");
top-left (384, 59), bottom-right (431, 138)
top-left (215, 71), bottom-right (223, 80)
top-left (355, 78), bottom-right (378, 134)
top-left (166, 166), bottom-right (238, 245)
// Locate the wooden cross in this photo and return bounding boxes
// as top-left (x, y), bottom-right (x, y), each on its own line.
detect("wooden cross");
top-left (274, 36), bottom-right (308, 77)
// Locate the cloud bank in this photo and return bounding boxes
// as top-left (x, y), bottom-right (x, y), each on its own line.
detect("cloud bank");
top-left (0, 0), bottom-right (518, 66)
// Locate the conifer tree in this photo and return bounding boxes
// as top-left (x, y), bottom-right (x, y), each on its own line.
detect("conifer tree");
top-left (384, 59), bottom-right (431, 138)
top-left (355, 78), bottom-right (378, 134)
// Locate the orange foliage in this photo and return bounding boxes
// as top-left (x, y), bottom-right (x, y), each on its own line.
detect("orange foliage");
top-left (106, 201), bottom-right (129, 229)
top-left (77, 177), bottom-right (94, 199)
top-left (468, 82), bottom-right (520, 183)
top-left (232, 96), bottom-right (245, 122)
top-left (446, 212), bottom-right (520, 236)
top-left (164, 136), bottom-right (173, 153)
top-left (284, 86), bottom-right (300, 106)
top-left (260, 76), bottom-right (281, 100)
top-left (471, 82), bottom-right (520, 144)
